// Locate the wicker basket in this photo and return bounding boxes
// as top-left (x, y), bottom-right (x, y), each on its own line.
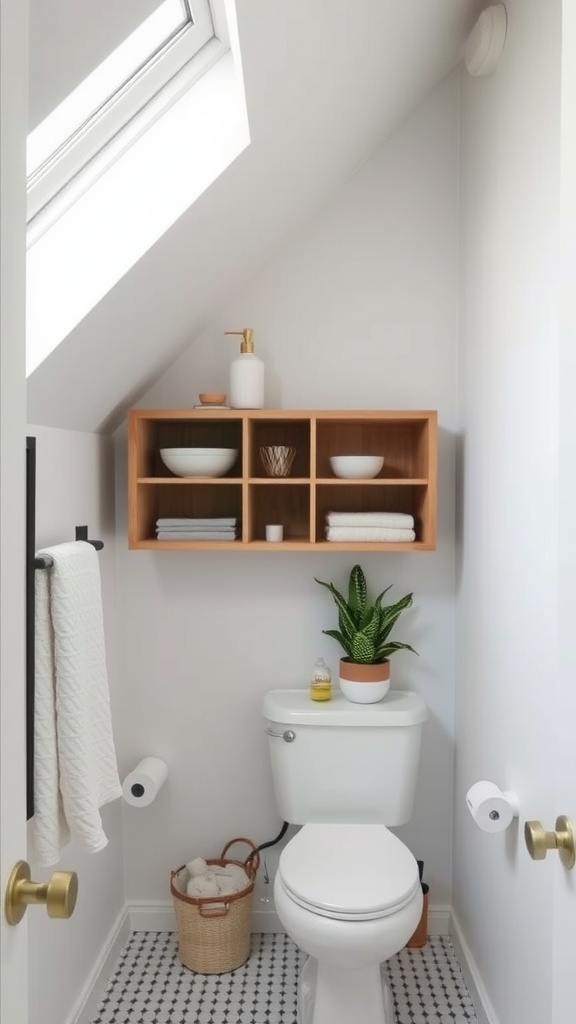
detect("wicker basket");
top-left (170, 837), bottom-right (260, 974)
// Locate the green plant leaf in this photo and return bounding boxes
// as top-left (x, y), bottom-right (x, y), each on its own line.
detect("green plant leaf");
top-left (375, 640), bottom-right (419, 660)
top-left (347, 564), bottom-right (366, 624)
top-left (338, 610), bottom-right (354, 645)
top-left (322, 629), bottom-right (353, 658)
top-left (350, 632), bottom-right (376, 663)
top-left (360, 605), bottom-right (380, 641)
top-left (315, 577), bottom-right (357, 639)
top-left (376, 592), bottom-right (413, 642)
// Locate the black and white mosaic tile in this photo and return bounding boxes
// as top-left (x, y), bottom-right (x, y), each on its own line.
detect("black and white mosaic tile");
top-left (91, 932), bottom-right (477, 1024)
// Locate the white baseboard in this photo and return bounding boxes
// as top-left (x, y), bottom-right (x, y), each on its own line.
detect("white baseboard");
top-left (129, 899), bottom-right (177, 931)
top-left (126, 899), bottom-right (451, 937)
top-left (450, 910), bottom-right (499, 1024)
top-left (67, 907), bottom-right (130, 1024)
top-left (252, 903), bottom-right (283, 932)
top-left (127, 899), bottom-right (284, 933)
top-left (427, 903), bottom-right (450, 936)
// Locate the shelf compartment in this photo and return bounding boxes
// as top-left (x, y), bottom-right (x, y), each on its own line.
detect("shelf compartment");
top-left (316, 417), bottom-right (432, 480)
top-left (131, 483), bottom-right (243, 545)
top-left (315, 484), bottom-right (430, 545)
top-left (248, 419), bottom-right (310, 478)
top-left (248, 483), bottom-right (310, 543)
top-left (133, 416), bottom-right (244, 478)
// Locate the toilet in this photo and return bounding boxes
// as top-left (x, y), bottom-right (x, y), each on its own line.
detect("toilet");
top-left (263, 687), bottom-right (427, 1024)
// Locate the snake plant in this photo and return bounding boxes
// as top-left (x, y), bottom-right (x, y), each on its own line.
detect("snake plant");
top-left (315, 563), bottom-right (417, 665)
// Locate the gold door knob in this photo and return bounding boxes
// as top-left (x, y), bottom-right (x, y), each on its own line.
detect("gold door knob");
top-left (524, 816), bottom-right (576, 869)
top-left (4, 860), bottom-right (78, 925)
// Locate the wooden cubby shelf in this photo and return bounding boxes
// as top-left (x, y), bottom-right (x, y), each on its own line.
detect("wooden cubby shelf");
top-left (128, 409), bottom-right (437, 551)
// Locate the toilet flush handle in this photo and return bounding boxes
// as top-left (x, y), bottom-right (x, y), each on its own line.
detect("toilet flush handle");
top-left (265, 726), bottom-right (296, 743)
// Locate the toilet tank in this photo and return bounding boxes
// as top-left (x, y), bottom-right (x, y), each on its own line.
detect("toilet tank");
top-left (263, 689), bottom-right (427, 827)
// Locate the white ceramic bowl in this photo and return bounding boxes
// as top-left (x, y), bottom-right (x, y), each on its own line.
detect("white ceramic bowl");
top-left (329, 455), bottom-right (384, 479)
top-left (160, 447), bottom-right (238, 477)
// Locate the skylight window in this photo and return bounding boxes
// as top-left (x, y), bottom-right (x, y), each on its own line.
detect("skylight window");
top-left (26, 0), bottom-right (250, 377)
top-left (27, 0), bottom-right (216, 221)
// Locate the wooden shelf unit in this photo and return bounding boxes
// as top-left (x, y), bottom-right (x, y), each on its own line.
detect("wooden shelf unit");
top-left (128, 409), bottom-right (437, 551)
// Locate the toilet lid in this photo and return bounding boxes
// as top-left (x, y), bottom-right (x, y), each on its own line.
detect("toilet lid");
top-left (278, 824), bottom-right (421, 921)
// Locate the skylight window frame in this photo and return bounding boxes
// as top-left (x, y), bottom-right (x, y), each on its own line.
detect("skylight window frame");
top-left (27, 0), bottom-right (220, 222)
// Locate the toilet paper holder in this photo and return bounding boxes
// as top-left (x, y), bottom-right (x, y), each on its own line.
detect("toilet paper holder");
top-left (466, 780), bottom-right (520, 833)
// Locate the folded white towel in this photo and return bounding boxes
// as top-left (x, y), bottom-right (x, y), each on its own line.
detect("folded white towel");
top-left (155, 526), bottom-right (237, 533)
top-left (156, 531), bottom-right (236, 541)
top-left (186, 857), bottom-right (208, 877)
top-left (326, 527), bottom-right (416, 542)
top-left (326, 512), bottom-right (414, 529)
top-left (33, 542), bottom-right (121, 866)
top-left (156, 518), bottom-right (236, 527)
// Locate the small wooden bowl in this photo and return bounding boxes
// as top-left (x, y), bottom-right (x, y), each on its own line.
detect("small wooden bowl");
top-left (199, 392), bottom-right (227, 405)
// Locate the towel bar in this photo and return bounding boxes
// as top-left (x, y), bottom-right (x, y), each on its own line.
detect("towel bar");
top-left (34, 526), bottom-right (104, 569)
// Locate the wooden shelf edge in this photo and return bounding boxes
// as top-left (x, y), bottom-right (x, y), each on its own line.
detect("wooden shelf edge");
top-left (136, 477), bottom-right (429, 485)
top-left (129, 540), bottom-right (436, 551)
top-left (136, 477), bottom-right (242, 484)
top-left (130, 408), bottom-right (438, 420)
top-left (316, 478), bottom-right (429, 486)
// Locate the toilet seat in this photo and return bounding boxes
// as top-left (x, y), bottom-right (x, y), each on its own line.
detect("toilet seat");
top-left (278, 824), bottom-right (421, 922)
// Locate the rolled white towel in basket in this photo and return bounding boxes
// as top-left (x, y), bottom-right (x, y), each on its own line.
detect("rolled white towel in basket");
top-left (186, 857), bottom-right (208, 877)
top-left (185, 862), bottom-right (249, 897)
top-left (211, 863), bottom-right (249, 886)
top-left (187, 874), bottom-right (221, 897)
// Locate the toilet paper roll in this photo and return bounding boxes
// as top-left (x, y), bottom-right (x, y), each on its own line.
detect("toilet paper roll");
top-left (122, 757), bottom-right (168, 807)
top-left (466, 781), bottom-right (519, 833)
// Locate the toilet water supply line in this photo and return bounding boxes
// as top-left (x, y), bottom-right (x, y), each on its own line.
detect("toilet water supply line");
top-left (257, 821), bottom-right (289, 885)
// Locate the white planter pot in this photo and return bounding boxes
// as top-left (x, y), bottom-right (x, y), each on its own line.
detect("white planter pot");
top-left (338, 658), bottom-right (391, 704)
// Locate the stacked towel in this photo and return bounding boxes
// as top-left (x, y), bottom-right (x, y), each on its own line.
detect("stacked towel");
top-left (325, 511), bottom-right (416, 543)
top-left (33, 542), bottom-right (122, 866)
top-left (185, 857), bottom-right (249, 897)
top-left (156, 517), bottom-right (237, 541)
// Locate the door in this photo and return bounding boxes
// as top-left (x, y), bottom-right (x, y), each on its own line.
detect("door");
top-left (554, 2), bottom-right (576, 1017)
top-left (0, 1), bottom-right (29, 1021)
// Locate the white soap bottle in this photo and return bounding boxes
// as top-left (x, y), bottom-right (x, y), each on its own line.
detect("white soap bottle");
top-left (225, 328), bottom-right (265, 409)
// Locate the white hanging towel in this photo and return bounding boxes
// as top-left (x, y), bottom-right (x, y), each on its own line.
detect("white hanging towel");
top-left (33, 541), bottom-right (121, 865)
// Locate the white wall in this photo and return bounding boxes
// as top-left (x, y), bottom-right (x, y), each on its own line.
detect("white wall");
top-left (455, 1), bottom-right (561, 1021)
top-left (26, 425), bottom-right (124, 1024)
top-left (115, 77), bottom-right (459, 913)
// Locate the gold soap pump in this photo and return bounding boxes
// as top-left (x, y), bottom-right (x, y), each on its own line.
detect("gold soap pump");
top-left (225, 328), bottom-right (265, 409)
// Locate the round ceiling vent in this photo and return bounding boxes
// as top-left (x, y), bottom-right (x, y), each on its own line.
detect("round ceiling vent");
top-left (464, 4), bottom-right (508, 77)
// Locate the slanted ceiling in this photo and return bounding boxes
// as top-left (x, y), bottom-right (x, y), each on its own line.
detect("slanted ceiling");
top-left (27, 0), bottom-right (473, 434)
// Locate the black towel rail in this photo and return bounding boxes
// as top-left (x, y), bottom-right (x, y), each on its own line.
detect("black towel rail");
top-left (34, 524), bottom-right (104, 569)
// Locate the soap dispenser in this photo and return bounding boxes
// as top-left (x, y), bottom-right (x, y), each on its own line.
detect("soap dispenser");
top-left (225, 328), bottom-right (265, 409)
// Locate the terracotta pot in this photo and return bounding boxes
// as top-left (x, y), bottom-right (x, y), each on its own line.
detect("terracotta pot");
top-left (338, 658), bottom-right (391, 704)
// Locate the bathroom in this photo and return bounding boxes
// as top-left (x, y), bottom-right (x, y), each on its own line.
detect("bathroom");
top-left (1, 0), bottom-right (575, 1022)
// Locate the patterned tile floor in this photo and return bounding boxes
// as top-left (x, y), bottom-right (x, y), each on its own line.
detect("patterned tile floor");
top-left (92, 932), bottom-right (478, 1024)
